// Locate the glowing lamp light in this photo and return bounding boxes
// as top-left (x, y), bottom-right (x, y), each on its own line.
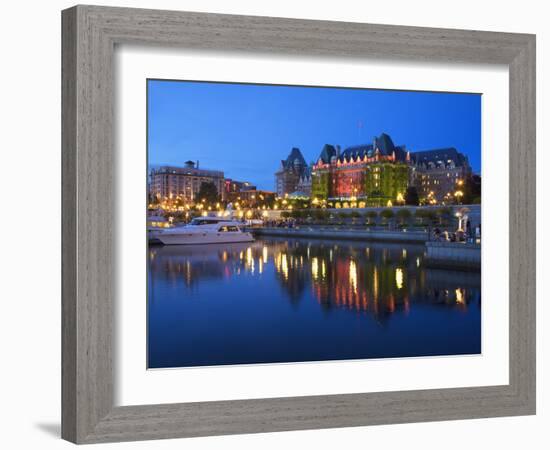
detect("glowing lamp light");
top-left (395, 268), bottom-right (404, 290)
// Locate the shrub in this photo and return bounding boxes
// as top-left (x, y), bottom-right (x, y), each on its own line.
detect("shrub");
top-left (380, 209), bottom-right (395, 224)
top-left (396, 208), bottom-right (412, 224)
top-left (313, 209), bottom-right (329, 221)
top-left (435, 207), bottom-right (452, 225)
top-left (415, 208), bottom-right (435, 224)
top-left (365, 211), bottom-right (378, 224)
top-left (290, 210), bottom-right (308, 219)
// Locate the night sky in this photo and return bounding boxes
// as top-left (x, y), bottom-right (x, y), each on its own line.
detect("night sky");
top-left (148, 79), bottom-right (481, 191)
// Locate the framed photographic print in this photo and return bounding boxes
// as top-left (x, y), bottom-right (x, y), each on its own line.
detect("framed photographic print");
top-left (62, 5), bottom-right (536, 444)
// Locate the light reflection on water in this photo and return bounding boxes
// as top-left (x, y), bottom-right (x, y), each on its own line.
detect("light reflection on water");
top-left (148, 237), bottom-right (481, 368)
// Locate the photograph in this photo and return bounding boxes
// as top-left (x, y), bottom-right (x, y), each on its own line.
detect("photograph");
top-left (1, 0), bottom-right (541, 446)
top-left (146, 79), bottom-right (482, 369)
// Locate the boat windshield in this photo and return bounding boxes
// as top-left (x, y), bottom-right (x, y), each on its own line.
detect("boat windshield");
top-left (189, 218), bottom-right (221, 226)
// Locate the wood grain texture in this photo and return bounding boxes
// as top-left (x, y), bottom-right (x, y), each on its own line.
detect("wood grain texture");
top-left (61, 7), bottom-right (77, 443)
top-left (61, 4), bottom-right (536, 444)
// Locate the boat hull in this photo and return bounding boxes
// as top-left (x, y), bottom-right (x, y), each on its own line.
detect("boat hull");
top-left (156, 231), bottom-right (254, 245)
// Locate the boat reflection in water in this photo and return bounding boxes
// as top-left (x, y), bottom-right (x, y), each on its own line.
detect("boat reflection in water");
top-left (148, 237), bottom-right (481, 368)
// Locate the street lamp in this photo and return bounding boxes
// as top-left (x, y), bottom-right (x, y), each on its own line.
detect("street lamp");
top-left (396, 192), bottom-right (404, 204)
top-left (454, 190), bottom-right (464, 204)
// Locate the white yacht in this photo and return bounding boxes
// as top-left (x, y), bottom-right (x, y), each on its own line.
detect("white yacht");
top-left (154, 217), bottom-right (254, 245)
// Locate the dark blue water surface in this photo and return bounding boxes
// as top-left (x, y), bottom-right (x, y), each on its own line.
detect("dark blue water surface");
top-left (148, 238), bottom-right (481, 368)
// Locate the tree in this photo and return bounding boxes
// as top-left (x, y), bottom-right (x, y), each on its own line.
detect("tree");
top-left (380, 209), bottom-right (395, 225)
top-left (396, 209), bottom-right (412, 224)
top-left (290, 209), bottom-right (306, 219)
top-left (404, 186), bottom-right (420, 206)
top-left (462, 174), bottom-right (481, 204)
top-left (365, 210), bottom-right (378, 224)
top-left (435, 207), bottom-right (452, 225)
top-left (149, 194), bottom-right (160, 206)
top-left (337, 212), bottom-right (350, 223)
top-left (350, 211), bottom-right (361, 223)
top-left (415, 208), bottom-right (435, 225)
top-left (313, 209), bottom-right (329, 222)
top-left (196, 182), bottom-right (218, 204)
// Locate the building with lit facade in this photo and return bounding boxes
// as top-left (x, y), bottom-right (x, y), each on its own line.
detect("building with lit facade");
top-left (411, 148), bottom-right (472, 203)
top-left (149, 161), bottom-right (225, 202)
top-left (311, 134), bottom-right (411, 206)
top-left (275, 147), bottom-right (309, 197)
top-left (224, 178), bottom-right (256, 196)
top-left (226, 189), bottom-right (276, 206)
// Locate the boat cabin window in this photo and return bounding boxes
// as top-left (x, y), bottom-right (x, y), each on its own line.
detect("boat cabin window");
top-left (218, 225), bottom-right (240, 232)
top-left (189, 218), bottom-right (220, 226)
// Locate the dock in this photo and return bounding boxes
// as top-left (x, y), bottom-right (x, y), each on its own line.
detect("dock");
top-left (424, 241), bottom-right (481, 271)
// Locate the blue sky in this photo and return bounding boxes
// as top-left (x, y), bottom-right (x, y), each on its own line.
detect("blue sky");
top-left (148, 80), bottom-right (481, 191)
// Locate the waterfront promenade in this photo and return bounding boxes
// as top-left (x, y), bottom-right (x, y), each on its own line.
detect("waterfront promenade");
top-left (248, 226), bottom-right (429, 243)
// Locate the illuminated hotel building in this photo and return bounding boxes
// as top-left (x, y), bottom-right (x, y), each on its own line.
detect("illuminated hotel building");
top-left (302, 133), bottom-right (473, 205)
top-left (149, 160), bottom-right (225, 202)
top-left (311, 133), bottom-right (410, 206)
top-left (411, 148), bottom-right (472, 202)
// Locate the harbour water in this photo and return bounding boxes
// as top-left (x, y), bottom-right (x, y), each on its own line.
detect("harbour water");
top-left (148, 237), bottom-right (481, 368)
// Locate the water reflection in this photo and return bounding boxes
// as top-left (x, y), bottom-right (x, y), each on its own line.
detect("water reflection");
top-left (148, 237), bottom-right (481, 368)
top-left (149, 238), bottom-right (480, 318)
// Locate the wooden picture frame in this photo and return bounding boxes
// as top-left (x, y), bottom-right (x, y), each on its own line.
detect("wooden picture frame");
top-left (62, 5), bottom-right (536, 444)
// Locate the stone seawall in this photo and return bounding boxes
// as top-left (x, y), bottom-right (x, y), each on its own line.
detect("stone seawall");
top-left (249, 227), bottom-right (428, 243)
top-left (425, 241), bottom-right (481, 271)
